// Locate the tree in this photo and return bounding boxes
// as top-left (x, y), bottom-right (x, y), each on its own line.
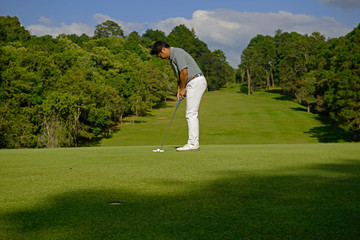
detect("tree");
top-left (167, 24), bottom-right (210, 59)
top-left (0, 16), bottom-right (254, 148)
top-left (58, 33), bottom-right (90, 46)
top-left (213, 49), bottom-right (227, 63)
top-left (0, 24), bottom-right (6, 42)
top-left (241, 45), bottom-right (263, 95)
top-left (259, 36), bottom-right (276, 90)
top-left (295, 71), bottom-right (316, 112)
top-left (247, 35), bottom-right (276, 90)
top-left (199, 52), bottom-right (226, 90)
top-left (324, 24), bottom-right (360, 134)
top-left (39, 92), bottom-right (89, 147)
top-left (129, 94), bottom-right (145, 124)
top-left (0, 43), bottom-right (45, 148)
top-left (124, 31), bottom-right (147, 60)
top-left (0, 16), bottom-right (30, 43)
top-left (142, 29), bottom-right (167, 48)
top-left (94, 20), bottom-right (124, 38)
top-left (239, 26), bottom-right (359, 138)
top-left (236, 63), bottom-right (246, 83)
top-left (142, 29), bottom-right (167, 41)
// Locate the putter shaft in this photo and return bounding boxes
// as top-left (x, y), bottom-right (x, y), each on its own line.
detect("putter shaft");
top-left (160, 98), bottom-right (181, 149)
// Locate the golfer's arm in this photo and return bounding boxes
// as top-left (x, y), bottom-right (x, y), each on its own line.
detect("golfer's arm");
top-left (179, 68), bottom-right (188, 90)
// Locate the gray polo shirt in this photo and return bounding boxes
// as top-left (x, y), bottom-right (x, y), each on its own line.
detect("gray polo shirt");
top-left (169, 47), bottom-right (202, 83)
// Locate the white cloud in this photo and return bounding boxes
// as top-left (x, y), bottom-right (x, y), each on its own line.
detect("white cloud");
top-left (27, 22), bottom-right (93, 37)
top-left (26, 13), bottom-right (148, 38)
top-left (320, 0), bottom-right (360, 8)
top-left (39, 16), bottom-right (52, 25)
top-left (153, 9), bottom-right (351, 67)
top-left (93, 13), bottom-right (115, 23)
top-left (25, 10), bottom-right (351, 67)
top-left (93, 13), bottom-right (149, 35)
top-left (154, 17), bottom-right (192, 34)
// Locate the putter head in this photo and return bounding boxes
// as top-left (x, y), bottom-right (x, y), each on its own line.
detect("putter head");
top-left (153, 148), bottom-right (164, 152)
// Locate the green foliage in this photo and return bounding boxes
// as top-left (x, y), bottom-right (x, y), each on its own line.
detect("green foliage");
top-left (247, 35), bottom-right (276, 90)
top-left (295, 71), bottom-right (317, 112)
top-left (57, 33), bottom-right (90, 46)
top-left (2, 15), bottom-right (357, 147)
top-left (124, 31), bottom-right (147, 61)
top-left (167, 24), bottom-right (211, 60)
top-left (1, 17), bottom-right (235, 148)
top-left (199, 52), bottom-right (229, 90)
top-left (0, 18), bottom-right (164, 148)
top-left (94, 20), bottom-right (124, 38)
top-left (166, 24), bottom-right (234, 90)
top-left (142, 29), bottom-right (167, 48)
top-left (324, 25), bottom-right (360, 133)
top-left (0, 16), bottom-right (253, 148)
top-left (241, 25), bottom-right (360, 137)
top-left (0, 16), bottom-right (30, 43)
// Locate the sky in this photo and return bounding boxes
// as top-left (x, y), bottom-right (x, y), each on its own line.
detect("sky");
top-left (2, 0), bottom-right (360, 67)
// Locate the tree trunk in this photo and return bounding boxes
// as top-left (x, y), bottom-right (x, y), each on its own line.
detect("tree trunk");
top-left (307, 105), bottom-right (310, 113)
top-left (73, 107), bottom-right (81, 147)
top-left (241, 69), bottom-right (245, 83)
top-left (266, 69), bottom-right (270, 91)
top-left (246, 68), bottom-right (252, 95)
top-left (271, 71), bottom-right (275, 87)
top-left (42, 117), bottom-right (60, 148)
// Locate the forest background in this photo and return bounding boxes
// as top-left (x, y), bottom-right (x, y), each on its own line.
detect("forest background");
top-left (0, 16), bottom-right (359, 148)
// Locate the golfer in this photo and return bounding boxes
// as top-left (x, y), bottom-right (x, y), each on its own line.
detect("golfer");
top-left (151, 41), bottom-right (207, 151)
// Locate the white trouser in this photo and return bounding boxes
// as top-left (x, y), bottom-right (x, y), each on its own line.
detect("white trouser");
top-left (185, 76), bottom-right (207, 146)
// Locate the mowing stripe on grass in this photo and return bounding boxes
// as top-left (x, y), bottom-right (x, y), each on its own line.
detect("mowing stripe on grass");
top-left (99, 86), bottom-right (339, 147)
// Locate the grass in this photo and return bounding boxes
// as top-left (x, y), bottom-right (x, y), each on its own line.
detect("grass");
top-left (1, 86), bottom-right (359, 239)
top-left (99, 86), bottom-right (349, 147)
top-left (1, 144), bottom-right (360, 239)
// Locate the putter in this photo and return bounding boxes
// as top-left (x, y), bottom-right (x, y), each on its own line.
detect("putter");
top-left (153, 97), bottom-right (182, 152)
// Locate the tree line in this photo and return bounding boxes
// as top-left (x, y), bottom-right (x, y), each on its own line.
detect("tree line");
top-left (240, 25), bottom-right (360, 138)
top-left (0, 16), bottom-right (235, 148)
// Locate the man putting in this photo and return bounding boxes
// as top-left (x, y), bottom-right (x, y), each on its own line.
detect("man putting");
top-left (151, 41), bottom-right (207, 152)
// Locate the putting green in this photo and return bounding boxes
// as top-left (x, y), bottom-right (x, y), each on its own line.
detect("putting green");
top-left (1, 143), bottom-right (359, 239)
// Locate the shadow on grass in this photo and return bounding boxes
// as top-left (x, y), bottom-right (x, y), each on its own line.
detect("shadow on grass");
top-left (81, 99), bottom-right (179, 147)
top-left (272, 95), bottom-right (294, 101)
top-left (265, 90), bottom-right (358, 143)
top-left (265, 88), bottom-right (293, 101)
top-left (236, 85), bottom-right (295, 102)
top-left (79, 129), bottom-right (121, 147)
top-left (153, 98), bottom-right (177, 110)
top-left (3, 161), bottom-right (360, 239)
top-left (305, 115), bottom-right (358, 143)
top-left (290, 107), bottom-right (308, 112)
top-left (237, 84), bottom-right (249, 95)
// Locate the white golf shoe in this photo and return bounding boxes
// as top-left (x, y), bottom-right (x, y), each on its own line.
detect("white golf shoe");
top-left (176, 143), bottom-right (200, 152)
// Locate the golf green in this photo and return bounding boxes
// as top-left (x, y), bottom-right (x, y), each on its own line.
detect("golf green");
top-left (1, 143), bottom-right (360, 239)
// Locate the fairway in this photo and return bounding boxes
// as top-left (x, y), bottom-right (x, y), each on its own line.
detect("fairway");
top-left (1, 144), bottom-right (360, 239)
top-left (100, 86), bottom-right (347, 147)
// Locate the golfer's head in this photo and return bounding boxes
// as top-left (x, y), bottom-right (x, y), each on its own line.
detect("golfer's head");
top-left (151, 41), bottom-right (170, 59)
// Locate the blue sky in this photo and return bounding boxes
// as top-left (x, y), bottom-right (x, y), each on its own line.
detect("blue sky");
top-left (2, 0), bottom-right (360, 66)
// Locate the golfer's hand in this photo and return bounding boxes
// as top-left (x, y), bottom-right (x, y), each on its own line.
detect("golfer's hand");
top-left (178, 88), bottom-right (186, 100)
